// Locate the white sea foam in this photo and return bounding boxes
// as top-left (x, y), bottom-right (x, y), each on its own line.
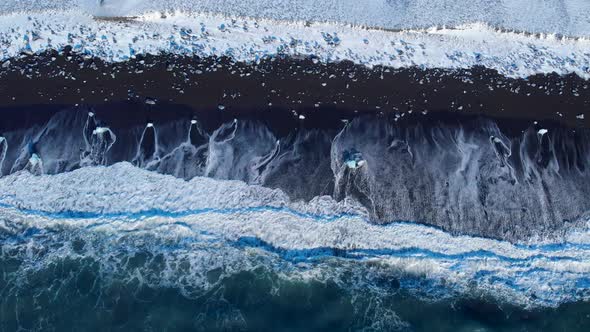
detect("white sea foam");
top-left (0, 162), bottom-right (589, 308)
top-left (0, 10), bottom-right (589, 79)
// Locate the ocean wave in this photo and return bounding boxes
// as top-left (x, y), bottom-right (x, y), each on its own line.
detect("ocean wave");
top-left (1, 163), bottom-right (590, 308)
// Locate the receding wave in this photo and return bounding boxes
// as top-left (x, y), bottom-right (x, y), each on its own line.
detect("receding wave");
top-left (1, 108), bottom-right (589, 241)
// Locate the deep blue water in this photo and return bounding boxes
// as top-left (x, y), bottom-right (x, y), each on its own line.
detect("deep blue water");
top-left (1, 218), bottom-right (590, 332)
top-left (2, 253), bottom-right (590, 331)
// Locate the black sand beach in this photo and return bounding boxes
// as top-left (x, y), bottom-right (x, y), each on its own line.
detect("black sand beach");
top-left (0, 52), bottom-right (588, 131)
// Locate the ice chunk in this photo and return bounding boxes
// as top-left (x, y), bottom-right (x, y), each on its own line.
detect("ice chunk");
top-left (342, 149), bottom-right (365, 169)
top-left (93, 127), bottom-right (110, 135)
top-left (25, 153), bottom-right (44, 175)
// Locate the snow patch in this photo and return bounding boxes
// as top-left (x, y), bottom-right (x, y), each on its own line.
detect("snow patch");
top-left (0, 11), bottom-right (588, 79)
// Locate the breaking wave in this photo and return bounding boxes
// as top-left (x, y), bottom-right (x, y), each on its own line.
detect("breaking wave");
top-left (1, 162), bottom-right (590, 312)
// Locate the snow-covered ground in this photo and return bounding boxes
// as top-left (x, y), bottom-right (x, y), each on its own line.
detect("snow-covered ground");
top-left (0, 10), bottom-right (589, 79)
top-left (2, 0), bottom-right (590, 38)
top-left (1, 162), bottom-right (590, 308)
